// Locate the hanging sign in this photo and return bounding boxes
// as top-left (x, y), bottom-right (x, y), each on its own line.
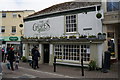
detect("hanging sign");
top-left (9, 37), bottom-right (18, 41)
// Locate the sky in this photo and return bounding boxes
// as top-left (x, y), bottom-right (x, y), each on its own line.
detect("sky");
top-left (0, 0), bottom-right (73, 12)
top-left (0, 0), bottom-right (119, 12)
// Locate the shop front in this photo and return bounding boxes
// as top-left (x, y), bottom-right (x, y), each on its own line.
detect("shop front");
top-left (23, 3), bottom-right (105, 68)
top-left (2, 36), bottom-right (21, 54)
top-left (22, 38), bottom-right (105, 68)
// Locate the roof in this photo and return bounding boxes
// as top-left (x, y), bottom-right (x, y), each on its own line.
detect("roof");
top-left (27, 1), bottom-right (101, 18)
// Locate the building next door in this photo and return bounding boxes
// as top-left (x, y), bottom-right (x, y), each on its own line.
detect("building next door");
top-left (43, 44), bottom-right (49, 63)
top-left (118, 39), bottom-right (120, 60)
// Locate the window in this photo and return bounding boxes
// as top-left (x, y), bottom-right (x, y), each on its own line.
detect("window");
top-left (54, 44), bottom-right (90, 62)
top-left (63, 45), bottom-right (80, 61)
top-left (2, 13), bottom-right (6, 18)
top-left (54, 45), bottom-right (62, 59)
top-left (1, 26), bottom-right (5, 33)
top-left (12, 13), bottom-right (17, 18)
top-left (80, 45), bottom-right (90, 61)
top-left (107, 32), bottom-right (114, 38)
top-left (107, 2), bottom-right (120, 11)
top-left (12, 26), bottom-right (16, 33)
top-left (65, 14), bottom-right (77, 33)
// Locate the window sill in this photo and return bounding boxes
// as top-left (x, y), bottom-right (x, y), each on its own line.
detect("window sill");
top-left (1, 32), bottom-right (5, 33)
top-left (64, 32), bottom-right (80, 35)
top-left (11, 33), bottom-right (16, 35)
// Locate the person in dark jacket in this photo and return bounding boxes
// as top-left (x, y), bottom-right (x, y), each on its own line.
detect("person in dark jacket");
top-left (31, 47), bottom-right (35, 68)
top-left (2, 48), bottom-right (5, 62)
top-left (7, 48), bottom-right (15, 71)
top-left (33, 46), bottom-right (40, 69)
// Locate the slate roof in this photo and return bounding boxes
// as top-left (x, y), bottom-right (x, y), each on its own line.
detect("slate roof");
top-left (27, 1), bottom-right (101, 18)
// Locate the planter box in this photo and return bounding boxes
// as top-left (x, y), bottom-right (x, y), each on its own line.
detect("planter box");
top-left (98, 35), bottom-right (106, 39)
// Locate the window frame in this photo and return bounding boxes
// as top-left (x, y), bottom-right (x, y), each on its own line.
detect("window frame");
top-left (65, 14), bottom-right (77, 33)
top-left (11, 26), bottom-right (16, 33)
top-left (54, 44), bottom-right (90, 62)
top-left (2, 13), bottom-right (6, 18)
top-left (1, 26), bottom-right (5, 33)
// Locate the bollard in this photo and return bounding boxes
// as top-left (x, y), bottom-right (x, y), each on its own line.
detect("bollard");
top-left (53, 56), bottom-right (57, 72)
top-left (81, 57), bottom-right (84, 76)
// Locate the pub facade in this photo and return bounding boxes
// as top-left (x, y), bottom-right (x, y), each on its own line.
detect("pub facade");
top-left (23, 2), bottom-right (106, 68)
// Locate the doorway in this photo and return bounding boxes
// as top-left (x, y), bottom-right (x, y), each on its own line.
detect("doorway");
top-left (43, 44), bottom-right (49, 63)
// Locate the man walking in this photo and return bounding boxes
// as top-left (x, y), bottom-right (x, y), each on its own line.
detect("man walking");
top-left (7, 48), bottom-right (15, 71)
top-left (33, 46), bottom-right (40, 69)
top-left (0, 47), bottom-right (2, 80)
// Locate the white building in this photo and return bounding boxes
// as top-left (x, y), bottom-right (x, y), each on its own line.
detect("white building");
top-left (23, 2), bottom-right (105, 68)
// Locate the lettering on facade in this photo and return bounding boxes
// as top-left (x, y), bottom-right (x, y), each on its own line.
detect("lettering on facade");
top-left (33, 20), bottom-right (50, 33)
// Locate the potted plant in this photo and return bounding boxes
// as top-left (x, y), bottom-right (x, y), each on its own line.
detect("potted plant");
top-left (60, 36), bottom-right (67, 39)
top-left (21, 56), bottom-right (27, 62)
top-left (97, 33), bottom-right (106, 39)
top-left (52, 37), bottom-right (59, 40)
top-left (79, 35), bottom-right (87, 38)
top-left (102, 33), bottom-right (106, 39)
top-left (69, 35), bottom-right (76, 39)
top-left (44, 36), bottom-right (51, 39)
top-left (97, 33), bottom-right (102, 39)
top-left (88, 60), bottom-right (96, 71)
top-left (88, 35), bottom-right (96, 39)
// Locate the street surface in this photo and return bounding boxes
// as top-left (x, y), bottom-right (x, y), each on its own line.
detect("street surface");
top-left (2, 63), bottom-right (73, 78)
top-left (1, 61), bottom-right (119, 79)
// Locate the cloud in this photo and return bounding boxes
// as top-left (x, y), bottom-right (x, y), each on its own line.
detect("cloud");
top-left (0, 0), bottom-right (73, 11)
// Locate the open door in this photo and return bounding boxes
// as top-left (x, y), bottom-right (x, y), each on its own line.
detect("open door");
top-left (43, 44), bottom-right (49, 63)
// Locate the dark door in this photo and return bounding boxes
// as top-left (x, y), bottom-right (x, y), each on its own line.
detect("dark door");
top-left (43, 44), bottom-right (49, 63)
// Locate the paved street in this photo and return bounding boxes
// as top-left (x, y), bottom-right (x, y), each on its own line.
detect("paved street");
top-left (2, 63), bottom-right (72, 78)
top-left (1, 61), bottom-right (119, 79)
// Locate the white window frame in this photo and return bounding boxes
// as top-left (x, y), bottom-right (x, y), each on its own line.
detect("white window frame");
top-left (54, 44), bottom-right (90, 62)
top-left (11, 26), bottom-right (16, 33)
top-left (65, 14), bottom-right (77, 33)
top-left (1, 26), bottom-right (5, 33)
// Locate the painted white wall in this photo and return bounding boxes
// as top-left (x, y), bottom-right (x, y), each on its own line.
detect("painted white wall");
top-left (0, 13), bottom-right (2, 36)
top-left (24, 16), bottom-right (64, 37)
top-left (78, 11), bottom-right (103, 36)
top-left (24, 11), bottom-right (103, 37)
top-left (97, 43), bottom-right (104, 68)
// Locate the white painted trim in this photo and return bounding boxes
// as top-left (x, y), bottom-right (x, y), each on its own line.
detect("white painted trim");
top-left (6, 41), bottom-right (20, 44)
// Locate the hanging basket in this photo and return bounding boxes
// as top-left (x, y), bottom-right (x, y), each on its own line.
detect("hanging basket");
top-left (96, 13), bottom-right (102, 19)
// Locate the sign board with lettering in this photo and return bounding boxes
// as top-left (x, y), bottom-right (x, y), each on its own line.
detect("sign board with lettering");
top-left (9, 37), bottom-right (18, 41)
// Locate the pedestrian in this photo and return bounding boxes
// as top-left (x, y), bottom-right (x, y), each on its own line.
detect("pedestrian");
top-left (0, 47), bottom-right (2, 63)
top-left (33, 46), bottom-right (40, 69)
top-left (31, 46), bottom-right (35, 68)
top-left (0, 47), bottom-right (2, 74)
top-left (15, 52), bottom-right (20, 70)
top-left (5, 46), bottom-right (11, 62)
top-left (7, 47), bottom-right (15, 71)
top-left (2, 47), bottom-right (5, 62)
